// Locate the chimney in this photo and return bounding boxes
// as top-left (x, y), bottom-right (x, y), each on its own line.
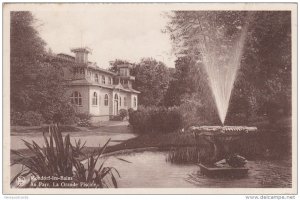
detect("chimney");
top-left (71, 47), bottom-right (92, 64)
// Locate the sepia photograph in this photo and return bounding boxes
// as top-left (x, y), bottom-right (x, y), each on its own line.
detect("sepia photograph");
top-left (2, 2), bottom-right (297, 195)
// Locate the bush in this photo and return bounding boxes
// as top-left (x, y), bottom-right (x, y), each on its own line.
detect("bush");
top-left (14, 111), bottom-right (44, 126)
top-left (129, 106), bottom-right (183, 134)
top-left (76, 112), bottom-right (92, 121)
top-left (11, 111), bottom-right (23, 126)
top-left (76, 113), bottom-right (92, 127)
top-left (128, 108), bottom-right (134, 115)
top-left (110, 115), bottom-right (123, 121)
top-left (119, 109), bottom-right (128, 120)
top-left (38, 102), bottom-right (77, 125)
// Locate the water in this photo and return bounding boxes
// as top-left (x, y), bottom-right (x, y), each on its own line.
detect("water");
top-left (10, 150), bottom-right (291, 188)
top-left (98, 151), bottom-right (291, 188)
top-left (201, 21), bottom-right (249, 124)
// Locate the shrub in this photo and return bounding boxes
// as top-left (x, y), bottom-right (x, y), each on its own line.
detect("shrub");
top-left (11, 125), bottom-right (122, 188)
top-left (76, 113), bottom-right (92, 127)
top-left (129, 106), bottom-right (183, 134)
top-left (110, 115), bottom-right (123, 121)
top-left (128, 108), bottom-right (134, 115)
top-left (39, 102), bottom-right (77, 125)
top-left (11, 111), bottom-right (23, 126)
top-left (119, 109), bottom-right (128, 120)
top-left (17, 111), bottom-right (44, 126)
top-left (128, 107), bottom-right (150, 133)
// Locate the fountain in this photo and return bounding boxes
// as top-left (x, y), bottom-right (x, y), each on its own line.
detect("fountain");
top-left (190, 14), bottom-right (258, 177)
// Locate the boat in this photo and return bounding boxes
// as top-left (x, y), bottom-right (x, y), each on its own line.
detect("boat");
top-left (197, 163), bottom-right (249, 178)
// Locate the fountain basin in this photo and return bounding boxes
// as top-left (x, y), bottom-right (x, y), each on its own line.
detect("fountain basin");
top-left (198, 163), bottom-right (249, 178)
top-left (190, 126), bottom-right (257, 134)
top-left (190, 126), bottom-right (258, 178)
top-left (190, 125), bottom-right (258, 164)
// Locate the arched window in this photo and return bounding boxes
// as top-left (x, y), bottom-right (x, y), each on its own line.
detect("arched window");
top-left (94, 74), bottom-right (99, 82)
top-left (102, 75), bottom-right (106, 84)
top-left (114, 94), bottom-right (118, 101)
top-left (124, 97), bottom-right (126, 106)
top-left (134, 97), bottom-right (137, 107)
top-left (104, 94), bottom-right (109, 106)
top-left (119, 96), bottom-right (122, 106)
top-left (70, 91), bottom-right (82, 106)
top-left (92, 92), bottom-right (98, 105)
top-left (108, 77), bottom-right (112, 85)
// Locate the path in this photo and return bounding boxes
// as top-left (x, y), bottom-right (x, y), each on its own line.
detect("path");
top-left (11, 121), bottom-right (137, 150)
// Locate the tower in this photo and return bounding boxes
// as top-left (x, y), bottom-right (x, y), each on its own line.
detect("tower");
top-left (71, 47), bottom-right (92, 64)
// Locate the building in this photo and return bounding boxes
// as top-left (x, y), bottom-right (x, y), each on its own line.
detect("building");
top-left (57, 47), bottom-right (140, 122)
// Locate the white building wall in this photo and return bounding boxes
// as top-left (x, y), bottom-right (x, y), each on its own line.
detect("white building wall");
top-left (67, 86), bottom-right (90, 114)
top-left (131, 94), bottom-right (138, 110)
top-left (87, 69), bottom-right (113, 86)
top-left (89, 86), bottom-right (111, 116)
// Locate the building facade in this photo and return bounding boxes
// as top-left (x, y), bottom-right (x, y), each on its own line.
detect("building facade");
top-left (57, 47), bottom-right (139, 122)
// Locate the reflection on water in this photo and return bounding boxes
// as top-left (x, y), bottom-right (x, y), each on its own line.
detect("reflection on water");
top-left (102, 151), bottom-right (291, 188)
top-left (11, 150), bottom-right (292, 188)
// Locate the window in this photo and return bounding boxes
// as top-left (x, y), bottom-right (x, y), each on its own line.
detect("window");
top-left (124, 97), bottom-right (126, 106)
top-left (120, 68), bottom-right (128, 76)
top-left (108, 77), bottom-right (112, 84)
top-left (102, 75), bottom-right (106, 84)
top-left (92, 92), bottom-right (98, 105)
top-left (94, 74), bottom-right (99, 82)
top-left (80, 68), bottom-right (85, 74)
top-left (70, 91), bottom-right (82, 106)
top-left (134, 97), bottom-right (137, 107)
top-left (119, 97), bottom-right (121, 106)
top-left (104, 94), bottom-right (109, 106)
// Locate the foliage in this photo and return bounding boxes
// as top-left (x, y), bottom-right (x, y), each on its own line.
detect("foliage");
top-left (10, 11), bottom-right (77, 125)
top-left (11, 111), bottom-right (44, 126)
top-left (178, 93), bottom-right (220, 128)
top-left (128, 106), bottom-right (183, 134)
top-left (119, 109), bottom-right (128, 120)
top-left (127, 108), bottom-right (134, 115)
top-left (167, 11), bottom-right (291, 125)
top-left (108, 59), bottom-right (131, 74)
top-left (11, 125), bottom-right (121, 188)
top-left (11, 111), bottom-right (23, 126)
top-left (110, 115), bottom-right (123, 121)
top-left (76, 113), bottom-right (92, 127)
top-left (166, 147), bottom-right (208, 164)
top-left (164, 56), bottom-right (220, 125)
top-left (132, 58), bottom-right (170, 106)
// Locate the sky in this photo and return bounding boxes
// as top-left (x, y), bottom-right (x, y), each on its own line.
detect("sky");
top-left (32, 9), bottom-right (176, 68)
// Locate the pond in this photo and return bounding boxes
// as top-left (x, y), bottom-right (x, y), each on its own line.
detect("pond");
top-left (10, 150), bottom-right (292, 188)
top-left (99, 150), bottom-right (292, 188)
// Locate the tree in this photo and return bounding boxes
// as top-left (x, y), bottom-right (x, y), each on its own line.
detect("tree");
top-left (10, 11), bottom-right (76, 124)
top-left (11, 11), bottom-right (46, 112)
top-left (167, 11), bottom-right (291, 124)
top-left (108, 59), bottom-right (131, 74)
top-left (164, 55), bottom-right (220, 124)
top-left (227, 11), bottom-right (291, 124)
top-left (132, 58), bottom-right (170, 106)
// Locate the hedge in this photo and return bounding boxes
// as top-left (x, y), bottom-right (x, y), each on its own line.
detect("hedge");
top-left (128, 106), bottom-right (183, 134)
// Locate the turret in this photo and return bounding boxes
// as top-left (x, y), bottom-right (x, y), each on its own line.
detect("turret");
top-left (71, 47), bottom-right (92, 64)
